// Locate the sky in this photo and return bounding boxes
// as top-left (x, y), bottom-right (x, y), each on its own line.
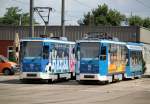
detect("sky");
top-left (0, 0), bottom-right (150, 25)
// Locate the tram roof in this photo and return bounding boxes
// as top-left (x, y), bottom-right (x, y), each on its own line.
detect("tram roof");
top-left (126, 42), bottom-right (143, 51)
top-left (77, 39), bottom-right (126, 45)
top-left (20, 37), bottom-right (75, 44)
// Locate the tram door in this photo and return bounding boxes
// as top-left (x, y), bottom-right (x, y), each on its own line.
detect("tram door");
top-left (99, 43), bottom-right (108, 75)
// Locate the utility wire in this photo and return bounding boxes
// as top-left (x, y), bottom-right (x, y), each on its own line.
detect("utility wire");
top-left (12, 0), bottom-right (83, 18)
top-left (12, 0), bottom-right (81, 23)
top-left (66, 13), bottom-right (80, 19)
top-left (135, 0), bottom-right (150, 9)
top-left (52, 8), bottom-right (80, 19)
top-left (35, 7), bottom-right (79, 22)
top-left (12, 0), bottom-right (29, 5)
top-left (73, 0), bottom-right (93, 9)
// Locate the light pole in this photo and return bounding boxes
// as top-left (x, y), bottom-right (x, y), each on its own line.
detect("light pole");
top-left (61, 0), bottom-right (65, 37)
top-left (29, 0), bottom-right (34, 37)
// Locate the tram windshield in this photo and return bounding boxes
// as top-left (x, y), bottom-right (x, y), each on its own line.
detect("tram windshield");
top-left (80, 42), bottom-right (99, 59)
top-left (21, 41), bottom-right (43, 58)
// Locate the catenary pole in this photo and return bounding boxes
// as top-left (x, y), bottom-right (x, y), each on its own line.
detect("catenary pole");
top-left (29, 0), bottom-right (34, 37)
top-left (61, 0), bottom-right (65, 37)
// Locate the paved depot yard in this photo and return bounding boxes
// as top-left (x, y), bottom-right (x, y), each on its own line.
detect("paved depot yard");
top-left (0, 75), bottom-right (150, 104)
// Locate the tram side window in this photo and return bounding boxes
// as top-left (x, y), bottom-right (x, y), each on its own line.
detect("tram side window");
top-left (75, 44), bottom-right (80, 60)
top-left (70, 44), bottom-right (75, 59)
top-left (116, 45), bottom-right (121, 62)
top-left (121, 46), bottom-right (127, 64)
top-left (51, 44), bottom-right (69, 60)
top-left (131, 51), bottom-right (142, 65)
top-left (100, 45), bottom-right (106, 60)
top-left (138, 52), bottom-right (142, 65)
top-left (109, 44), bottom-right (117, 64)
top-left (43, 46), bottom-right (49, 59)
top-left (19, 42), bottom-right (23, 62)
top-left (131, 52), bottom-right (136, 65)
top-left (124, 47), bottom-right (129, 65)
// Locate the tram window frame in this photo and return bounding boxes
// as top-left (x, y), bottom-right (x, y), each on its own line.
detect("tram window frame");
top-left (74, 44), bottom-right (80, 60)
top-left (121, 46), bottom-right (127, 63)
top-left (52, 44), bottom-right (69, 60)
top-left (136, 51), bottom-right (140, 65)
top-left (132, 51), bottom-right (136, 65)
top-left (70, 45), bottom-right (75, 55)
top-left (138, 51), bottom-right (142, 65)
top-left (100, 45), bottom-right (106, 60)
top-left (77, 45), bottom-right (80, 60)
top-left (121, 46), bottom-right (124, 61)
top-left (109, 44), bottom-right (127, 65)
top-left (43, 45), bottom-right (49, 59)
top-left (109, 44), bottom-right (116, 64)
top-left (19, 42), bottom-right (23, 62)
top-left (117, 45), bottom-right (121, 62)
top-left (130, 51), bottom-right (142, 65)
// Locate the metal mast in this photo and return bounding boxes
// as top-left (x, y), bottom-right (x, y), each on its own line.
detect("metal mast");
top-left (61, 0), bottom-right (65, 37)
top-left (34, 7), bottom-right (52, 35)
top-left (29, 0), bottom-right (34, 37)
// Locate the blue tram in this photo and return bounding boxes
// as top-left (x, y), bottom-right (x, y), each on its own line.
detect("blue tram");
top-left (19, 37), bottom-right (75, 82)
top-left (75, 39), bottom-right (143, 83)
top-left (125, 42), bottom-right (143, 79)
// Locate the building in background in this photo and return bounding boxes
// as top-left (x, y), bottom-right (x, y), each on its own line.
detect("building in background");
top-left (0, 26), bottom-right (149, 60)
top-left (140, 27), bottom-right (150, 76)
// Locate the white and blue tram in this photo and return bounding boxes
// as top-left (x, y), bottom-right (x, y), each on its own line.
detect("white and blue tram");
top-left (19, 37), bottom-right (75, 82)
top-left (75, 39), bottom-right (143, 83)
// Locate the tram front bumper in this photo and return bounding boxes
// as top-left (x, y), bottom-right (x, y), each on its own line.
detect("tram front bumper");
top-left (19, 72), bottom-right (56, 80)
top-left (77, 73), bottom-right (108, 81)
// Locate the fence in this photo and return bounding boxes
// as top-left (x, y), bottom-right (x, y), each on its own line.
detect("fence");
top-left (0, 26), bottom-right (140, 42)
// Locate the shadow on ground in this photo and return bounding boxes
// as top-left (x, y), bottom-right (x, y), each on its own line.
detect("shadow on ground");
top-left (0, 79), bottom-right (22, 84)
top-left (0, 75), bottom-right (136, 86)
top-left (0, 78), bottom-right (111, 86)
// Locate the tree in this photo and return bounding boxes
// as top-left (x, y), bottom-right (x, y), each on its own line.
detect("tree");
top-left (81, 4), bottom-right (125, 26)
top-left (82, 12), bottom-right (91, 25)
top-left (143, 18), bottom-right (150, 28)
top-left (128, 16), bottom-right (143, 26)
top-left (106, 9), bottom-right (125, 26)
top-left (0, 7), bottom-right (37, 26)
top-left (128, 16), bottom-right (150, 28)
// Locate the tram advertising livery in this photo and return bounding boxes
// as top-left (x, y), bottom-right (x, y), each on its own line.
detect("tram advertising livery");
top-left (19, 37), bottom-right (75, 82)
top-left (75, 33), bottom-right (143, 83)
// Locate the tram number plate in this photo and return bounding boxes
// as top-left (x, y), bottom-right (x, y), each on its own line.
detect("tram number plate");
top-left (27, 74), bottom-right (37, 77)
top-left (84, 75), bottom-right (95, 78)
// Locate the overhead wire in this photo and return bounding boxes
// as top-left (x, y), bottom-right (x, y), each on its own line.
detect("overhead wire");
top-left (73, 0), bottom-right (93, 9)
top-left (11, 0), bottom-right (87, 24)
top-left (135, 0), bottom-right (150, 9)
top-left (12, 0), bottom-right (29, 5)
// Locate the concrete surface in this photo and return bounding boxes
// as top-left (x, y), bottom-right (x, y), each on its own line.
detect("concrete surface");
top-left (0, 75), bottom-right (150, 104)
